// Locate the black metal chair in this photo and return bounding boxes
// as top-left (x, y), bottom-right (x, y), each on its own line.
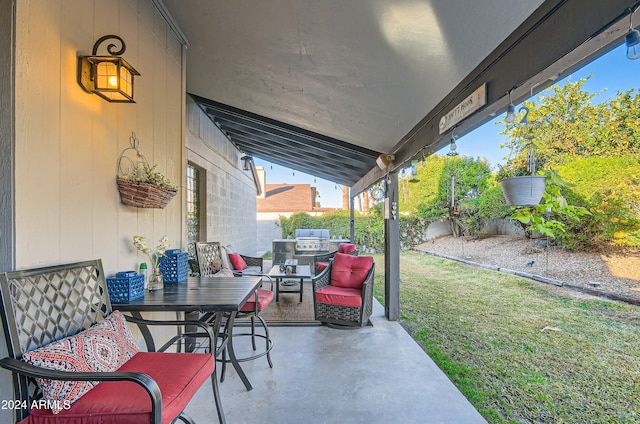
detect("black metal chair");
top-left (0, 259), bottom-right (225, 424)
top-left (195, 242), bottom-right (274, 383)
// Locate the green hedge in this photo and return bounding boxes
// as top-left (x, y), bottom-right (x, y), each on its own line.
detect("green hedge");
top-left (279, 211), bottom-right (429, 253)
top-left (556, 156), bottom-right (640, 248)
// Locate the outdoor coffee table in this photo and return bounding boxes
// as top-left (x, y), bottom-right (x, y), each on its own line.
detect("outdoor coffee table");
top-left (268, 264), bottom-right (311, 302)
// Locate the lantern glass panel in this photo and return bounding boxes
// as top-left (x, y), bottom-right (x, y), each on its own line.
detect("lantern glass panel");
top-left (95, 61), bottom-right (119, 90)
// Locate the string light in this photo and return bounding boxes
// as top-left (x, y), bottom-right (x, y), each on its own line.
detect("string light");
top-left (505, 89), bottom-right (516, 123)
top-left (626, 6), bottom-right (640, 60)
top-left (447, 128), bottom-right (459, 157)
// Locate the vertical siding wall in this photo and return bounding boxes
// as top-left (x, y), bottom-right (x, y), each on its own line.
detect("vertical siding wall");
top-left (14, 0), bottom-right (184, 272)
top-left (186, 97), bottom-right (259, 255)
top-left (2, 1), bottom-right (260, 418)
top-left (6, 0), bottom-right (187, 418)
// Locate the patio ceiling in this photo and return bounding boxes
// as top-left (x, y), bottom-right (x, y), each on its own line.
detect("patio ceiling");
top-left (191, 95), bottom-right (379, 186)
top-left (160, 0), bottom-right (637, 191)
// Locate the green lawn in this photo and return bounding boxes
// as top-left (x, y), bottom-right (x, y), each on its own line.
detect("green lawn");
top-left (372, 252), bottom-right (640, 423)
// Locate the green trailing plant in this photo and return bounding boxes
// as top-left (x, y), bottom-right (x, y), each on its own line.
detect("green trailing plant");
top-left (123, 163), bottom-right (178, 190)
top-left (510, 170), bottom-right (590, 239)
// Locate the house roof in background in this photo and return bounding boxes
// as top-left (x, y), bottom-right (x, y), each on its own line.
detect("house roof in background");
top-left (257, 183), bottom-right (337, 213)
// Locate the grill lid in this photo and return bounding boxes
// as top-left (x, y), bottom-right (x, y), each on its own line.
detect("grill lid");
top-left (294, 229), bottom-right (330, 239)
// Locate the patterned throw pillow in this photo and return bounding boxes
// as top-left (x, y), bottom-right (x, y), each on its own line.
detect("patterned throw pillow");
top-left (21, 310), bottom-right (139, 414)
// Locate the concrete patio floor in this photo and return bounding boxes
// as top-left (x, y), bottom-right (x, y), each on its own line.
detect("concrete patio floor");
top-left (185, 300), bottom-right (487, 424)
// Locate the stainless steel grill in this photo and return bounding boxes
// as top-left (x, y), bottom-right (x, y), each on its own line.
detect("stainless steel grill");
top-left (294, 229), bottom-right (330, 253)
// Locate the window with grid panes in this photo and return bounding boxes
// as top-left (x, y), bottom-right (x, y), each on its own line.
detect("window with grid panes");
top-left (186, 164), bottom-right (202, 270)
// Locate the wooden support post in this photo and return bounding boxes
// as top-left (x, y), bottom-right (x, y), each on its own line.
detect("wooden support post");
top-left (349, 187), bottom-right (355, 242)
top-left (384, 172), bottom-right (400, 321)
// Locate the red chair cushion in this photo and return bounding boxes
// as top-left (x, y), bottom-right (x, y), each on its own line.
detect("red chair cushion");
top-left (315, 261), bottom-right (329, 272)
top-left (330, 253), bottom-right (374, 289)
top-left (338, 243), bottom-right (356, 254)
top-left (26, 351), bottom-right (213, 424)
top-left (228, 253), bottom-right (248, 270)
top-left (315, 285), bottom-right (362, 308)
top-left (240, 289), bottom-right (274, 312)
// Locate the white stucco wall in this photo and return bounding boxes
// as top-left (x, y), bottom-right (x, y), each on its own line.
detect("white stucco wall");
top-left (257, 212), bottom-right (288, 254)
top-left (256, 211), bottom-right (330, 255)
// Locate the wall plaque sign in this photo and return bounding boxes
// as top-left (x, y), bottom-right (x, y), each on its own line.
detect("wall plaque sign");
top-left (439, 84), bottom-right (487, 134)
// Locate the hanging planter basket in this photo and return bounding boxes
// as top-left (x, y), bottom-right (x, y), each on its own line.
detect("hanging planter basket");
top-left (115, 132), bottom-right (178, 209)
top-left (500, 175), bottom-right (546, 206)
top-left (116, 178), bottom-right (177, 209)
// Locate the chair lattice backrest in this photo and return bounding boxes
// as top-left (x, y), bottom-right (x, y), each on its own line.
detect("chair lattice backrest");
top-left (0, 260), bottom-right (111, 359)
top-left (195, 242), bottom-right (224, 276)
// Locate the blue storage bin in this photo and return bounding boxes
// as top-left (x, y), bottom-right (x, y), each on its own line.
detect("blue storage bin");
top-left (159, 250), bottom-right (189, 283)
top-left (106, 274), bottom-right (144, 303)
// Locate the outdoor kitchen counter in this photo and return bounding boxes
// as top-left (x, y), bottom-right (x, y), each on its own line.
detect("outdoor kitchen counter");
top-left (272, 238), bottom-right (352, 265)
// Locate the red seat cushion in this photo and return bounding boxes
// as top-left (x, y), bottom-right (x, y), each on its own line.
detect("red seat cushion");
top-left (315, 285), bottom-right (362, 308)
top-left (330, 253), bottom-right (374, 289)
top-left (315, 261), bottom-right (329, 272)
top-left (338, 243), bottom-right (356, 254)
top-left (26, 351), bottom-right (213, 424)
top-left (240, 289), bottom-right (273, 312)
top-left (228, 253), bottom-right (248, 270)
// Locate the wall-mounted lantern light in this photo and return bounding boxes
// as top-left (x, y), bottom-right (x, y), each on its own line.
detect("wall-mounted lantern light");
top-left (241, 155), bottom-right (253, 171)
top-left (77, 35), bottom-right (140, 103)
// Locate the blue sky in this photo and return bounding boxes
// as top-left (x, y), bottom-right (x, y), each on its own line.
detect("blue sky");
top-left (255, 44), bottom-right (638, 207)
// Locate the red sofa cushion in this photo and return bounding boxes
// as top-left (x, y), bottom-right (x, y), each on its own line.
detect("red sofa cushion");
top-left (330, 253), bottom-right (373, 289)
top-left (26, 351), bottom-right (213, 424)
top-left (228, 253), bottom-right (248, 270)
top-left (240, 289), bottom-right (274, 312)
top-left (338, 243), bottom-right (356, 254)
top-left (315, 285), bottom-right (362, 308)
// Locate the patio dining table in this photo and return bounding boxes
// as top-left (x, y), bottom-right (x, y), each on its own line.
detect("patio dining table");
top-left (116, 275), bottom-right (263, 391)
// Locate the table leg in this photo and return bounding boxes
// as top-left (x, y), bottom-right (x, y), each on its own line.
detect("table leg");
top-left (275, 277), bottom-right (281, 302)
top-left (299, 277), bottom-right (303, 302)
top-left (223, 312), bottom-right (253, 391)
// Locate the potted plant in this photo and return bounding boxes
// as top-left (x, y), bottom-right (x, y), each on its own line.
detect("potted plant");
top-left (497, 106), bottom-right (546, 206)
top-left (510, 169), bottom-right (590, 239)
top-left (115, 132), bottom-right (178, 209)
top-left (117, 163), bottom-right (178, 209)
top-left (497, 162), bottom-right (547, 206)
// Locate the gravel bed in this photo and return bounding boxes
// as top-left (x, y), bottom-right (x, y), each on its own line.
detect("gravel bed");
top-left (415, 235), bottom-right (640, 305)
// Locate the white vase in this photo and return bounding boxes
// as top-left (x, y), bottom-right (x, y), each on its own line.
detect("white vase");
top-left (148, 268), bottom-right (164, 291)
